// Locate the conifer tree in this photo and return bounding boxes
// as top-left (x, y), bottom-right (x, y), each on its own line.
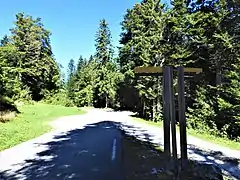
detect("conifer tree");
top-left (95, 19), bottom-right (113, 65)
top-left (66, 59), bottom-right (76, 101)
top-left (94, 19), bottom-right (120, 108)
top-left (10, 13), bottom-right (60, 100)
top-left (119, 0), bottom-right (165, 120)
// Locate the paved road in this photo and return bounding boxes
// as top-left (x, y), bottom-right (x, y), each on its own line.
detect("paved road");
top-left (84, 109), bottom-right (240, 179)
top-left (0, 113), bottom-right (123, 180)
top-left (116, 111), bottom-right (240, 180)
top-left (0, 109), bottom-right (239, 179)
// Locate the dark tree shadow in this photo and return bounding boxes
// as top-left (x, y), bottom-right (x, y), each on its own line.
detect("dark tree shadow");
top-left (119, 117), bottom-right (240, 179)
top-left (187, 144), bottom-right (240, 179)
top-left (123, 132), bottom-right (225, 180)
top-left (0, 121), bottom-right (125, 180)
top-left (120, 123), bottom-right (161, 145)
top-left (0, 119), bottom-right (238, 180)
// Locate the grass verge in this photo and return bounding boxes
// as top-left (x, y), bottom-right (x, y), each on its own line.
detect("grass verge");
top-left (123, 134), bottom-right (223, 180)
top-left (131, 116), bottom-right (240, 150)
top-left (132, 116), bottom-right (163, 127)
top-left (187, 129), bottom-right (240, 150)
top-left (0, 103), bottom-right (85, 151)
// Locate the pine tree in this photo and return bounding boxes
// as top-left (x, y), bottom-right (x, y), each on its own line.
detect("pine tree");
top-left (10, 13), bottom-right (60, 101)
top-left (89, 55), bottom-right (94, 62)
top-left (67, 59), bottom-right (76, 101)
top-left (179, 0), bottom-right (240, 141)
top-left (67, 59), bottom-right (75, 80)
top-left (94, 19), bottom-right (119, 108)
top-left (0, 35), bottom-right (10, 46)
top-left (95, 19), bottom-right (113, 65)
top-left (0, 44), bottom-right (22, 99)
top-left (76, 55), bottom-right (86, 73)
top-left (119, 0), bottom-right (165, 120)
top-left (73, 56), bottom-right (98, 107)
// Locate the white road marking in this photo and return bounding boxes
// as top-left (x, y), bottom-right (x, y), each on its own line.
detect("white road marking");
top-left (111, 138), bottom-right (117, 161)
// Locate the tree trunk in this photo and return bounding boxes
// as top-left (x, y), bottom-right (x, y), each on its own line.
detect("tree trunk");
top-left (105, 95), bottom-right (108, 108)
top-left (143, 97), bottom-right (145, 118)
top-left (157, 76), bottom-right (162, 120)
top-left (152, 99), bottom-right (156, 121)
top-left (216, 61), bottom-right (221, 86)
top-left (88, 95), bottom-right (91, 107)
top-left (216, 70), bottom-right (221, 86)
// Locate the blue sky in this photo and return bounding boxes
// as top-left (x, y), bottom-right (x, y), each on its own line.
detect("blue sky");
top-left (0, 0), bottom-right (169, 71)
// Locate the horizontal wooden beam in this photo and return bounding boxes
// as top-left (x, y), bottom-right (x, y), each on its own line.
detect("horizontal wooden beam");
top-left (135, 73), bottom-right (163, 77)
top-left (134, 67), bottom-right (163, 74)
top-left (183, 68), bottom-right (202, 74)
top-left (134, 66), bottom-right (202, 75)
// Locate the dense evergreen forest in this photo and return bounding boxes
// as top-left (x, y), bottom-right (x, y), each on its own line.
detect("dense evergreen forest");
top-left (1, 0), bottom-right (240, 142)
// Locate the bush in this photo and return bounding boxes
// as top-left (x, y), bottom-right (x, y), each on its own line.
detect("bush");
top-left (186, 86), bottom-right (217, 134)
top-left (42, 89), bottom-right (75, 107)
top-left (0, 111), bottom-right (16, 123)
top-left (0, 96), bottom-right (19, 112)
top-left (0, 96), bottom-right (19, 123)
top-left (12, 86), bottom-right (32, 103)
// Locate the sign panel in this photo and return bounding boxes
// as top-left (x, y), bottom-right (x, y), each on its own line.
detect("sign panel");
top-left (183, 68), bottom-right (202, 74)
top-left (134, 67), bottom-right (163, 74)
top-left (134, 66), bottom-right (202, 74)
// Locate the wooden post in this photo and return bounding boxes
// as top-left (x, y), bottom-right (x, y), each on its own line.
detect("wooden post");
top-left (169, 67), bottom-right (177, 161)
top-left (134, 66), bottom-right (202, 165)
top-left (177, 66), bottom-right (188, 166)
top-left (163, 66), bottom-right (171, 159)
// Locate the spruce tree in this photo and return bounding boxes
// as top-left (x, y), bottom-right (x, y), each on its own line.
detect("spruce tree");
top-left (73, 56), bottom-right (98, 107)
top-left (67, 59), bottom-right (76, 101)
top-left (0, 35), bottom-right (10, 46)
top-left (180, 0), bottom-right (240, 141)
top-left (10, 13), bottom-right (60, 101)
top-left (94, 19), bottom-right (118, 108)
top-left (95, 19), bottom-right (113, 65)
top-left (119, 0), bottom-right (165, 120)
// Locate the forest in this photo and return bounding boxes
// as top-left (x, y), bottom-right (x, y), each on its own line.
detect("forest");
top-left (0, 0), bottom-right (240, 143)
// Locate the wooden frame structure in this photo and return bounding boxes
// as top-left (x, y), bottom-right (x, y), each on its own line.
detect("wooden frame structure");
top-left (134, 66), bottom-right (202, 167)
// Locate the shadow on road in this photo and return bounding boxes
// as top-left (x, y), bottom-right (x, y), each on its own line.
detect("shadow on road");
top-left (123, 133), bottom-right (226, 180)
top-left (120, 123), bottom-right (161, 145)
top-left (187, 144), bottom-right (240, 179)
top-left (0, 119), bottom-right (239, 180)
top-left (120, 120), bottom-right (240, 179)
top-left (0, 121), bottom-right (123, 180)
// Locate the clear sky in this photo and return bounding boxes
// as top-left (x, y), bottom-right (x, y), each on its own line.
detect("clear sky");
top-left (0, 0), bottom-right (169, 71)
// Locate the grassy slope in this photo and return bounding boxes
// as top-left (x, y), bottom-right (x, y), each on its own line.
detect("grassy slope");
top-left (0, 103), bottom-right (85, 151)
top-left (132, 117), bottom-right (240, 150)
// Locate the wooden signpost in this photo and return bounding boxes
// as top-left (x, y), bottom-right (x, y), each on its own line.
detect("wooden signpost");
top-left (134, 66), bottom-right (202, 167)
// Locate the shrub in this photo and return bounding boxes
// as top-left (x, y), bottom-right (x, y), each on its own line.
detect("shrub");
top-left (42, 89), bottom-right (75, 107)
top-left (0, 96), bottom-right (19, 123)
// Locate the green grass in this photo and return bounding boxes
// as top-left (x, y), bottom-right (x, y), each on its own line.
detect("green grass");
top-left (0, 103), bottom-right (85, 151)
top-left (131, 117), bottom-right (240, 150)
top-left (187, 129), bottom-right (240, 150)
top-left (132, 117), bottom-right (163, 127)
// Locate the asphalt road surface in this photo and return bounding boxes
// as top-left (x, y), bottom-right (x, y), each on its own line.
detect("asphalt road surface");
top-left (0, 109), bottom-right (239, 179)
top-left (0, 118), bottom-right (123, 180)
